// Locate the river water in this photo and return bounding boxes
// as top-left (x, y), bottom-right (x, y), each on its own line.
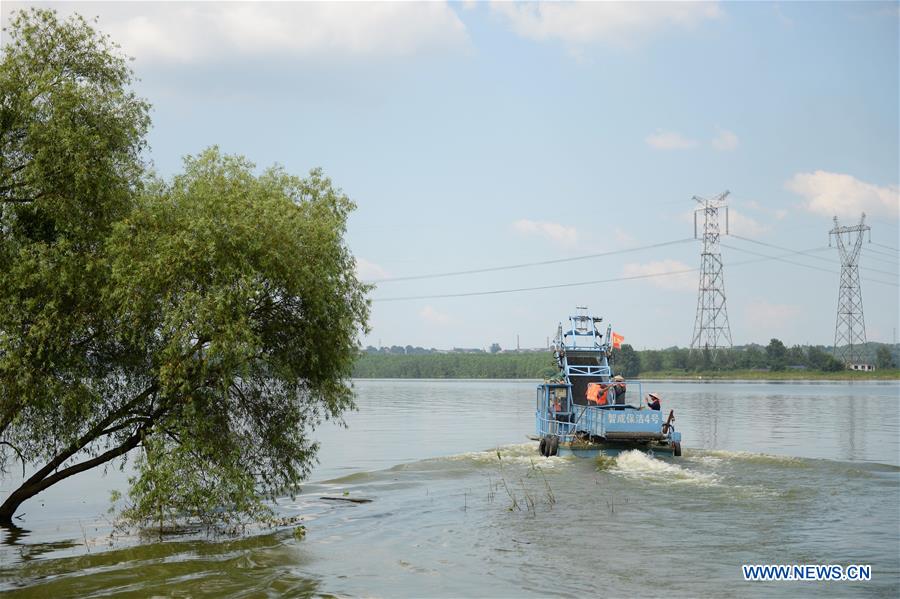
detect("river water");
top-left (1, 379), bottom-right (898, 597)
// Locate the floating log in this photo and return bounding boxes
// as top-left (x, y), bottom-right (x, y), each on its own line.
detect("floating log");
top-left (320, 496), bottom-right (373, 504)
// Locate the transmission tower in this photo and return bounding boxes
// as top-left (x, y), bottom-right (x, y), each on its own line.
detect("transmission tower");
top-left (690, 191), bottom-right (733, 353)
top-left (829, 213), bottom-right (870, 365)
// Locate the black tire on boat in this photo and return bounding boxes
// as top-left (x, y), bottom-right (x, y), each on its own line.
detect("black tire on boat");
top-left (673, 441), bottom-right (682, 457)
top-left (539, 437), bottom-right (548, 457)
top-left (547, 436), bottom-right (559, 457)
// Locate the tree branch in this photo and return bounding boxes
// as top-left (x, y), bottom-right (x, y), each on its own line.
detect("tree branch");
top-left (0, 194), bottom-right (42, 204)
top-left (0, 399), bottom-right (169, 524)
top-left (30, 425), bottom-right (147, 494)
top-left (0, 441), bottom-right (27, 477)
top-left (2, 424), bottom-right (148, 516)
top-left (22, 383), bottom-right (158, 490)
top-left (97, 416), bottom-right (152, 438)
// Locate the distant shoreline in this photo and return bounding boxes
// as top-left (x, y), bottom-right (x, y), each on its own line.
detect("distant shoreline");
top-left (354, 372), bottom-right (900, 382)
top-left (352, 353), bottom-right (900, 381)
top-left (635, 369), bottom-right (900, 381)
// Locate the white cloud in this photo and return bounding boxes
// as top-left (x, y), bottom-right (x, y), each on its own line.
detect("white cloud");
top-left (613, 227), bottom-right (635, 245)
top-left (356, 258), bottom-right (389, 282)
top-left (786, 170), bottom-right (900, 219)
top-left (680, 204), bottom-right (774, 237)
top-left (646, 130), bottom-right (698, 150)
top-left (622, 259), bottom-right (695, 291)
top-left (711, 128), bottom-right (739, 151)
top-left (728, 209), bottom-right (770, 237)
top-left (737, 198), bottom-right (789, 222)
top-left (490, 1), bottom-right (721, 47)
top-left (871, 5), bottom-right (900, 18)
top-left (9, 2), bottom-right (470, 65)
top-left (512, 219), bottom-right (579, 246)
top-left (419, 305), bottom-right (452, 326)
top-left (744, 300), bottom-right (802, 332)
top-left (773, 4), bottom-right (794, 28)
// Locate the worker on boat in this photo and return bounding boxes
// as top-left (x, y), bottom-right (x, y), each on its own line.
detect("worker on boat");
top-left (646, 392), bottom-right (661, 411)
top-left (611, 375), bottom-right (627, 405)
top-left (552, 389), bottom-right (565, 412)
top-left (586, 381), bottom-right (609, 405)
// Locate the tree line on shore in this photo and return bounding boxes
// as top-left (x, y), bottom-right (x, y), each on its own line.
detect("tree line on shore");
top-left (353, 341), bottom-right (899, 379)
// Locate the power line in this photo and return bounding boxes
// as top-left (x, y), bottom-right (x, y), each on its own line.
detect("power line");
top-left (363, 238), bottom-right (695, 283)
top-left (728, 234), bottom-right (832, 260)
top-left (720, 242), bottom-right (836, 275)
top-left (868, 217), bottom-right (899, 230)
top-left (721, 242), bottom-right (897, 287)
top-left (863, 246), bottom-right (899, 259)
top-left (860, 248), bottom-right (899, 267)
top-left (870, 242), bottom-right (899, 253)
top-left (365, 232), bottom-right (893, 286)
top-left (372, 244), bottom-right (897, 302)
top-left (728, 234), bottom-right (898, 278)
top-left (374, 267), bottom-right (699, 302)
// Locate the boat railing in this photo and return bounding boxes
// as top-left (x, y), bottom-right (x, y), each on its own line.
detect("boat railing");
top-left (566, 364), bottom-right (611, 377)
top-left (534, 411), bottom-right (578, 442)
top-left (537, 379), bottom-right (660, 441)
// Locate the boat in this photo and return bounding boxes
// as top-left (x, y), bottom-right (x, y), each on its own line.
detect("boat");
top-left (535, 308), bottom-right (682, 458)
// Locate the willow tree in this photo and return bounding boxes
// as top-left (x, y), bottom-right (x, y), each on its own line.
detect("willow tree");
top-left (0, 9), bottom-right (368, 527)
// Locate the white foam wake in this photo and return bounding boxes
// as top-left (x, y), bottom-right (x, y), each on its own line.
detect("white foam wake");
top-left (699, 449), bottom-right (806, 466)
top-left (611, 450), bottom-right (718, 486)
top-left (444, 443), bottom-right (571, 469)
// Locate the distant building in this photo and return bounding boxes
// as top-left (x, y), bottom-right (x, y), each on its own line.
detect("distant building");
top-left (848, 363), bottom-right (875, 372)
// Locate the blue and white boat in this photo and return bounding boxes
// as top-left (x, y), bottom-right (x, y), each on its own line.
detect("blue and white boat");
top-left (535, 308), bottom-right (682, 458)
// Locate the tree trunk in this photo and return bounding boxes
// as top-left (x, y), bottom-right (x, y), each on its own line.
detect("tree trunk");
top-left (0, 428), bottom-right (145, 525)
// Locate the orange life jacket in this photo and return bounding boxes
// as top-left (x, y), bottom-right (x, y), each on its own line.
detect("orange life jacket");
top-left (586, 383), bottom-right (608, 406)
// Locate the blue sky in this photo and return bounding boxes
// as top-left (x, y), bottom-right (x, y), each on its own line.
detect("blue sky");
top-left (5, 1), bottom-right (898, 350)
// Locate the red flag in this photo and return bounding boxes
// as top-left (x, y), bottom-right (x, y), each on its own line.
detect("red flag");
top-left (612, 332), bottom-right (624, 349)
